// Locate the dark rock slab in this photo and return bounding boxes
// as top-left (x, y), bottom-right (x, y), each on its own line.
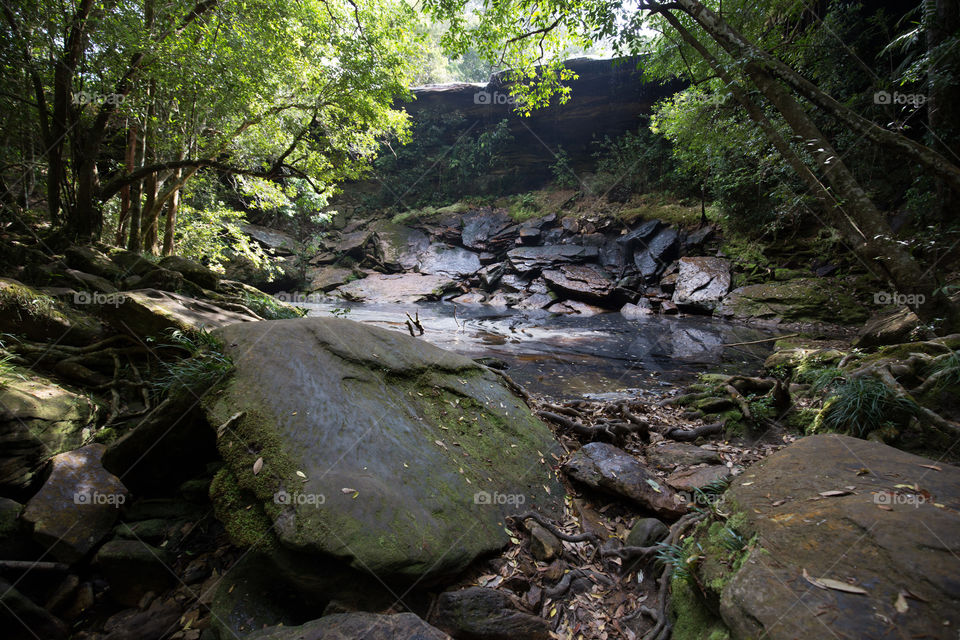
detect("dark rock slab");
top-left (633, 227), bottom-right (679, 282)
top-left (417, 243), bottom-right (482, 278)
top-left (22, 444), bottom-right (127, 562)
top-left (334, 273), bottom-right (458, 303)
top-left (646, 443), bottom-right (721, 471)
top-left (431, 587), bottom-right (551, 640)
top-left (158, 255), bottom-right (220, 289)
top-left (507, 245), bottom-right (599, 274)
top-left (307, 266), bottom-right (356, 293)
top-left (542, 264), bottom-right (616, 304)
top-left (563, 442), bottom-right (686, 518)
top-left (246, 613), bottom-right (450, 640)
top-left (672, 256), bottom-right (731, 313)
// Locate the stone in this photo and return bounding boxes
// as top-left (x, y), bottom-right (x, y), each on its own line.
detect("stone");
top-left (450, 292), bottom-right (486, 304)
top-left (245, 613), bottom-right (450, 640)
top-left (369, 220), bottom-right (430, 270)
top-left (514, 292), bottom-right (554, 310)
top-left (417, 243), bottom-right (482, 278)
top-left (65, 245), bottom-right (122, 280)
top-left (158, 255), bottom-right (220, 289)
top-left (854, 306), bottom-right (928, 348)
top-left (716, 434), bottom-right (960, 640)
top-left (22, 444), bottom-right (128, 562)
top-left (620, 300), bottom-right (653, 319)
top-left (431, 587), bottom-right (551, 640)
top-left (518, 226), bottom-right (541, 244)
top-left (633, 227), bottom-right (679, 282)
top-left (205, 318), bottom-right (563, 585)
top-left (334, 272), bottom-right (458, 303)
top-left (108, 248), bottom-right (158, 276)
top-left (99, 598), bottom-right (182, 640)
top-left (0, 497), bottom-right (29, 560)
top-left (716, 278), bottom-right (869, 326)
top-left (548, 300), bottom-right (608, 316)
top-left (617, 220), bottom-right (662, 255)
top-left (542, 265), bottom-right (615, 304)
top-left (0, 277), bottom-right (104, 346)
top-left (94, 539), bottom-right (175, 606)
top-left (0, 578), bottom-right (68, 640)
top-left (0, 372), bottom-right (94, 495)
top-left (525, 518), bottom-right (562, 562)
top-left (506, 245), bottom-right (599, 274)
top-left (646, 443), bottom-right (721, 471)
top-left (666, 465), bottom-right (732, 493)
top-left (240, 223), bottom-right (299, 255)
top-left (626, 517), bottom-right (669, 548)
top-left (461, 210), bottom-right (516, 252)
top-left (102, 392), bottom-right (217, 496)
top-left (336, 229), bottom-right (373, 256)
top-left (660, 300), bottom-right (678, 314)
top-left (64, 268), bottom-right (118, 294)
top-left (477, 263), bottom-right (505, 290)
top-left (563, 443), bottom-right (686, 518)
top-left (306, 266), bottom-right (355, 293)
top-left (99, 288), bottom-right (259, 338)
top-left (671, 257), bottom-right (732, 313)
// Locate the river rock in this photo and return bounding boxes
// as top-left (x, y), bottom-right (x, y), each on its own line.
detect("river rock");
top-left (64, 268), bottom-right (118, 294)
top-left (620, 300), bottom-right (653, 319)
top-left (204, 318), bottom-right (563, 586)
top-left (431, 587), bottom-right (551, 640)
top-left (542, 265), bottom-right (615, 304)
top-left (417, 243), bottom-right (482, 278)
top-left (307, 266), bottom-right (355, 293)
top-left (100, 288), bottom-right (259, 338)
top-left (22, 444), bottom-right (128, 562)
top-left (547, 300), bottom-right (608, 316)
top-left (514, 292), bottom-right (554, 310)
top-left (646, 442), bottom-right (721, 470)
top-left (563, 442), bottom-right (686, 518)
top-left (0, 371), bottom-right (95, 495)
top-left (0, 578), bottom-right (69, 640)
top-left (617, 220), bottom-right (662, 255)
top-left (158, 255), bottom-right (220, 290)
top-left (65, 245), bottom-right (123, 280)
top-left (717, 434), bottom-right (960, 639)
top-left (461, 210), bottom-right (516, 252)
top-left (370, 220), bottom-right (430, 270)
top-left (335, 229), bottom-right (373, 256)
top-left (334, 272), bottom-right (457, 303)
top-left (716, 278), bottom-right (868, 325)
top-left (98, 598), bottom-right (182, 640)
top-left (854, 305), bottom-right (925, 347)
top-left (626, 517), bottom-right (669, 548)
top-left (507, 245), bottom-right (599, 274)
top-left (671, 256), bottom-right (731, 313)
top-left (665, 465), bottom-right (731, 492)
top-left (632, 227), bottom-right (679, 283)
top-left (246, 613), bottom-right (450, 640)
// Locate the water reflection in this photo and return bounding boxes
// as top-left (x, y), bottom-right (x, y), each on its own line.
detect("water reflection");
top-left (301, 299), bottom-right (784, 400)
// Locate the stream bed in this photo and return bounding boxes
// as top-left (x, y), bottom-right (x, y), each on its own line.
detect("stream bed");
top-left (301, 300), bottom-right (785, 400)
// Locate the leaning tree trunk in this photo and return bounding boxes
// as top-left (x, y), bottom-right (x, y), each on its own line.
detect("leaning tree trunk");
top-left (664, 0), bottom-right (960, 196)
top-left (161, 168), bottom-right (182, 256)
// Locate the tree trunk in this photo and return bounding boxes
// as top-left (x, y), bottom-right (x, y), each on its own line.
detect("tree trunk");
top-left (162, 169), bottom-right (182, 256)
top-left (927, 0), bottom-right (960, 219)
top-left (666, 0), bottom-right (960, 195)
top-left (116, 123), bottom-right (138, 245)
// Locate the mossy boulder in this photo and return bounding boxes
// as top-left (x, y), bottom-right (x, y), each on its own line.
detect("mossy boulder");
top-left (0, 370), bottom-right (96, 495)
top-left (98, 288), bottom-right (259, 338)
top-left (713, 435), bottom-right (960, 639)
top-left (0, 277), bottom-right (105, 346)
top-left (716, 278), bottom-right (868, 326)
top-left (204, 317), bottom-right (563, 587)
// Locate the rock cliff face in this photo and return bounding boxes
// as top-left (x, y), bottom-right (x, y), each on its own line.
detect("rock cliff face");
top-left (403, 57), bottom-right (684, 189)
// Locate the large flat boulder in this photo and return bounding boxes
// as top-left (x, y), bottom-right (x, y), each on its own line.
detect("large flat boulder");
top-left (204, 318), bottom-right (563, 585)
top-left (334, 272), bottom-right (458, 303)
top-left (461, 210), bottom-right (518, 253)
top-left (240, 223), bottom-right (299, 255)
top-left (99, 289), bottom-right (259, 338)
top-left (0, 278), bottom-right (105, 346)
top-left (671, 256), bottom-right (731, 313)
top-left (306, 267), bottom-right (356, 293)
top-left (369, 220), bottom-right (430, 271)
top-left (718, 434), bottom-right (960, 639)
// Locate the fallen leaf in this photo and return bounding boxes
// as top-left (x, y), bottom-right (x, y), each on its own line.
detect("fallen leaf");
top-left (919, 464), bottom-right (941, 471)
top-left (252, 457), bottom-right (263, 475)
top-left (895, 591), bottom-right (909, 613)
top-left (803, 568), bottom-right (826, 590)
top-left (817, 578), bottom-right (867, 594)
top-left (295, 470), bottom-right (306, 479)
top-left (877, 504), bottom-right (893, 511)
top-left (645, 479), bottom-right (662, 493)
top-left (819, 490), bottom-right (852, 497)
top-left (341, 487), bottom-right (357, 494)
top-left (435, 439), bottom-right (448, 450)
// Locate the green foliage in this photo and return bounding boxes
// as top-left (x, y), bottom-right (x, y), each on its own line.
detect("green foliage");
top-left (550, 146), bottom-right (580, 189)
top-left (656, 541), bottom-right (693, 580)
top-left (814, 376), bottom-right (922, 438)
top-left (508, 193), bottom-right (541, 221)
top-left (591, 123), bottom-right (685, 197)
top-left (153, 329), bottom-right (234, 398)
top-left (241, 292), bottom-right (305, 320)
top-left (924, 351), bottom-right (960, 392)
